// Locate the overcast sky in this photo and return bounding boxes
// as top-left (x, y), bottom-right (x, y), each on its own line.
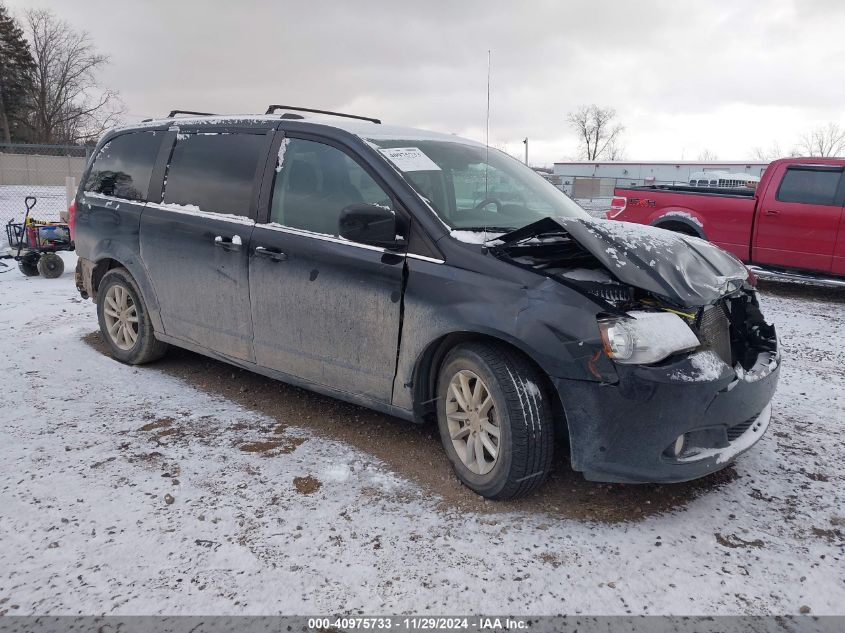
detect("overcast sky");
top-left (6, 0), bottom-right (845, 165)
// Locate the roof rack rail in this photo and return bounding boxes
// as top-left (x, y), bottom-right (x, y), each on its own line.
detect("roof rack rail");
top-left (265, 105), bottom-right (380, 124)
top-left (167, 110), bottom-right (217, 118)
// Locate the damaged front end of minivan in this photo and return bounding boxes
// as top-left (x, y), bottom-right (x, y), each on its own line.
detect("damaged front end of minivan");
top-left (491, 217), bottom-right (780, 483)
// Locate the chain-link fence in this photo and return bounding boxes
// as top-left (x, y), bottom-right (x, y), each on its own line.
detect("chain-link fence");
top-left (0, 143), bottom-right (91, 231)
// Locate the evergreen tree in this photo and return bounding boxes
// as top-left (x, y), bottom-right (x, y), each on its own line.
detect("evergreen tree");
top-left (0, 2), bottom-right (34, 143)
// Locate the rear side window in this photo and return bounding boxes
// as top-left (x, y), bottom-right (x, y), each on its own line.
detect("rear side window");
top-left (85, 131), bottom-right (162, 201)
top-left (776, 168), bottom-right (842, 205)
top-left (162, 133), bottom-right (265, 216)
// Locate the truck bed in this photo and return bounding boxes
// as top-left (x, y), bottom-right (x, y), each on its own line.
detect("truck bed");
top-left (623, 184), bottom-right (756, 198)
top-left (610, 185), bottom-right (758, 262)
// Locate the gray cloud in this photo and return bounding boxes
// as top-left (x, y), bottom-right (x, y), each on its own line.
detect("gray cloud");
top-left (6, 0), bottom-right (845, 162)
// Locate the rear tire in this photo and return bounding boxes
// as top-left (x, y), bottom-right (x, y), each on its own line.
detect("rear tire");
top-left (18, 256), bottom-right (39, 277)
top-left (97, 268), bottom-right (168, 364)
top-left (436, 342), bottom-right (554, 500)
top-left (37, 253), bottom-right (64, 278)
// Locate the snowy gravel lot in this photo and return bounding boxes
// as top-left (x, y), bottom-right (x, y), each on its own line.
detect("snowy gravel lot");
top-left (0, 253), bottom-right (843, 616)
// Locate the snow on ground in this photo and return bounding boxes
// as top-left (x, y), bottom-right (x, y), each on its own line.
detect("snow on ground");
top-left (0, 254), bottom-right (843, 615)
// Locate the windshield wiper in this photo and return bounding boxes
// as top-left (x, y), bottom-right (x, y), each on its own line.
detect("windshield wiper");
top-left (453, 226), bottom-right (514, 233)
top-left (493, 217), bottom-right (569, 247)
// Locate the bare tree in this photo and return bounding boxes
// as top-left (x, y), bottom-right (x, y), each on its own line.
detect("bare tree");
top-left (750, 142), bottom-right (802, 161)
top-left (796, 122), bottom-right (845, 157)
top-left (567, 105), bottom-right (624, 161)
top-left (20, 9), bottom-right (122, 144)
top-left (750, 142), bottom-right (782, 161)
top-left (697, 149), bottom-right (718, 161)
top-left (606, 138), bottom-right (626, 161)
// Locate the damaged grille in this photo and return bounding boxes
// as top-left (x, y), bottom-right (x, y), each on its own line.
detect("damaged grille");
top-left (727, 414), bottom-right (757, 441)
top-left (698, 304), bottom-right (733, 365)
top-left (585, 284), bottom-right (634, 304)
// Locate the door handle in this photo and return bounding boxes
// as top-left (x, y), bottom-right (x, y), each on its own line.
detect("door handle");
top-left (214, 235), bottom-right (242, 252)
top-left (763, 209), bottom-right (780, 216)
top-left (254, 246), bottom-right (288, 262)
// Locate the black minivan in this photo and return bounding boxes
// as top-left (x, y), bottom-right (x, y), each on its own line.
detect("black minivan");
top-left (74, 107), bottom-right (780, 499)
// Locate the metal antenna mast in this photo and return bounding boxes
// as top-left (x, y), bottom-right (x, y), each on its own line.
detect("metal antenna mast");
top-left (485, 50), bottom-right (491, 198)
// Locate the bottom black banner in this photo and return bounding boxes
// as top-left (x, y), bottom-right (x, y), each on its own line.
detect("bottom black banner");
top-left (0, 616), bottom-right (840, 633)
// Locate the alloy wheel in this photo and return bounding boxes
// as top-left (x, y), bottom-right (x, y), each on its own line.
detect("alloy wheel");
top-left (445, 369), bottom-right (500, 475)
top-left (103, 284), bottom-right (139, 350)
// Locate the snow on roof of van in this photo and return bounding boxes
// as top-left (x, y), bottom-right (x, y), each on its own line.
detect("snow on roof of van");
top-left (111, 113), bottom-right (482, 146)
top-left (332, 120), bottom-right (484, 146)
top-left (111, 114), bottom-right (283, 131)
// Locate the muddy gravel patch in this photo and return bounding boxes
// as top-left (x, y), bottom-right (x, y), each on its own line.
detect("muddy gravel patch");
top-left (139, 418), bottom-right (174, 432)
top-left (239, 436), bottom-right (306, 455)
top-left (84, 330), bottom-right (736, 523)
top-left (293, 475), bottom-right (322, 495)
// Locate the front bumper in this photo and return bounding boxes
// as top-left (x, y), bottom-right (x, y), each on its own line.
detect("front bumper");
top-left (554, 349), bottom-right (780, 483)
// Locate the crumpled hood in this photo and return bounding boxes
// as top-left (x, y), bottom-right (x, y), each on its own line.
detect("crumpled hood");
top-left (497, 217), bottom-right (748, 306)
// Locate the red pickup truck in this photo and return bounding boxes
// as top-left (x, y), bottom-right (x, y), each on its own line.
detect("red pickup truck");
top-left (607, 157), bottom-right (845, 285)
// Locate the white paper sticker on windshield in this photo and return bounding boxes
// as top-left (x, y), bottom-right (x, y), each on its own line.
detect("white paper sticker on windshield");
top-left (378, 147), bottom-right (441, 172)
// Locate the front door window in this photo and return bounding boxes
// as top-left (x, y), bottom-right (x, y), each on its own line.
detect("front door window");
top-left (269, 138), bottom-right (394, 238)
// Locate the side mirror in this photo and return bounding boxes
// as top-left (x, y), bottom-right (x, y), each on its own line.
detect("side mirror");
top-left (338, 204), bottom-right (402, 248)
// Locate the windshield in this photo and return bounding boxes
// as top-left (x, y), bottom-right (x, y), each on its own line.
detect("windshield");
top-left (367, 138), bottom-right (588, 233)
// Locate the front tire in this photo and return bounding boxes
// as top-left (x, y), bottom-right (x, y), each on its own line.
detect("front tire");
top-left (37, 252), bottom-right (64, 278)
top-left (97, 268), bottom-right (168, 364)
top-left (436, 343), bottom-right (554, 500)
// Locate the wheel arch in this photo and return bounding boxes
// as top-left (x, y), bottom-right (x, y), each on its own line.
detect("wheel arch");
top-left (89, 257), bottom-right (123, 296)
top-left (86, 254), bottom-right (164, 333)
top-left (651, 214), bottom-right (707, 239)
top-left (411, 331), bottom-right (568, 442)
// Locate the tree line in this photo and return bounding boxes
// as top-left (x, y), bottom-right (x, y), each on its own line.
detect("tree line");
top-left (0, 3), bottom-right (121, 145)
top-left (567, 104), bottom-right (845, 162)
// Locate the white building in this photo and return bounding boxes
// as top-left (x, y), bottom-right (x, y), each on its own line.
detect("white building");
top-left (553, 160), bottom-right (768, 186)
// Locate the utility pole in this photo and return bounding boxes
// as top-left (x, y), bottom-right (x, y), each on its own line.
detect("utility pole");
top-left (523, 137), bottom-right (528, 165)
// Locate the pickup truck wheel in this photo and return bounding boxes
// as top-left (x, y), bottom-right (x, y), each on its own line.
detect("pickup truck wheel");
top-left (97, 268), bottom-right (168, 364)
top-left (436, 343), bottom-right (554, 500)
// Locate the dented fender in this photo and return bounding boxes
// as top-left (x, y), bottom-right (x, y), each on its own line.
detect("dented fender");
top-left (392, 255), bottom-right (618, 415)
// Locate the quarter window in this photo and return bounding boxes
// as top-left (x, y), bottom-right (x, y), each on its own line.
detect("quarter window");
top-left (269, 138), bottom-right (393, 237)
top-left (776, 168), bottom-right (842, 206)
top-left (162, 133), bottom-right (265, 216)
top-left (85, 131), bottom-right (162, 201)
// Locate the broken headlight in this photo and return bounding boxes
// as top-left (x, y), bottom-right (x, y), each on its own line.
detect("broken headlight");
top-left (598, 311), bottom-right (700, 365)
